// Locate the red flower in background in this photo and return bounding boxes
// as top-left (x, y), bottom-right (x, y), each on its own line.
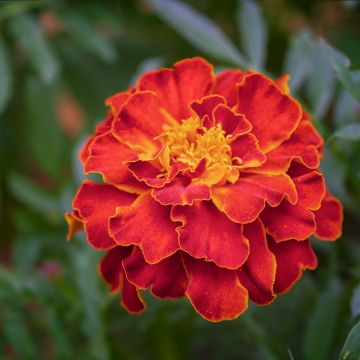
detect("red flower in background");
top-left (66, 58), bottom-right (343, 322)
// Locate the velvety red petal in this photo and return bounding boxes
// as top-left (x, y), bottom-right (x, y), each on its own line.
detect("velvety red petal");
top-left (109, 193), bottom-right (179, 264)
top-left (237, 73), bottom-right (301, 153)
top-left (138, 57), bottom-right (214, 120)
top-left (231, 133), bottom-right (266, 168)
top-left (213, 104), bottom-right (252, 136)
top-left (152, 178), bottom-right (211, 205)
top-left (121, 278), bottom-right (146, 313)
top-left (214, 69), bottom-right (245, 107)
top-left (65, 210), bottom-right (83, 240)
top-left (73, 181), bottom-right (136, 249)
top-left (314, 193), bottom-right (343, 241)
top-left (123, 247), bottom-right (188, 298)
top-left (190, 95), bottom-right (225, 126)
top-left (183, 255), bottom-right (248, 322)
top-left (172, 201), bottom-right (249, 270)
top-left (261, 201), bottom-right (316, 242)
top-left (237, 219), bottom-right (276, 305)
top-left (105, 88), bottom-right (135, 117)
top-left (212, 174), bottom-right (297, 224)
top-left (268, 237), bottom-right (318, 294)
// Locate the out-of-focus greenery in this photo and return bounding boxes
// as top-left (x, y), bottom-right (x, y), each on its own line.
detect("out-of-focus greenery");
top-left (0, 0), bottom-right (359, 359)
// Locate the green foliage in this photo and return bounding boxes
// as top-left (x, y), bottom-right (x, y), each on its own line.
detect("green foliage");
top-left (0, 1), bottom-right (359, 359)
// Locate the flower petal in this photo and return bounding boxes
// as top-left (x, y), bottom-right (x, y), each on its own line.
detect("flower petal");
top-left (261, 201), bottom-right (316, 242)
top-left (190, 94), bottom-right (225, 125)
top-left (268, 237), bottom-right (318, 294)
top-left (237, 219), bottom-right (276, 305)
top-left (73, 181), bottom-right (136, 249)
top-left (65, 210), bottom-right (83, 240)
top-left (214, 69), bottom-right (245, 107)
top-left (105, 88), bottom-right (135, 117)
top-left (138, 57), bottom-right (214, 120)
top-left (212, 174), bottom-right (298, 224)
top-left (183, 255), bottom-right (248, 322)
top-left (152, 178), bottom-right (211, 205)
top-left (237, 73), bottom-right (301, 152)
top-left (109, 193), bottom-right (179, 264)
top-left (314, 193), bottom-right (343, 241)
top-left (99, 246), bottom-right (145, 313)
top-left (123, 247), bottom-right (188, 298)
top-left (172, 201), bottom-right (249, 270)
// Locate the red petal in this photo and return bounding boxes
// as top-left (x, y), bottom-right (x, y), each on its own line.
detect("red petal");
top-left (237, 219), bottom-right (276, 305)
top-left (152, 178), bottom-right (211, 205)
top-left (314, 193), bottom-right (343, 241)
top-left (268, 237), bottom-right (318, 294)
top-left (138, 57), bottom-right (213, 120)
top-left (274, 74), bottom-right (290, 95)
top-left (183, 255), bottom-right (248, 322)
top-left (231, 133), bottom-right (266, 168)
top-left (261, 201), bottom-right (316, 242)
top-left (99, 246), bottom-right (145, 313)
top-left (213, 104), bottom-right (252, 136)
top-left (123, 247), bottom-right (188, 298)
top-left (73, 181), bottom-right (136, 249)
top-left (212, 174), bottom-right (297, 223)
top-left (105, 88), bottom-right (135, 117)
top-left (214, 69), bottom-right (245, 107)
top-left (172, 201), bottom-right (249, 270)
top-left (65, 210), bottom-right (83, 240)
top-left (190, 94), bottom-right (225, 126)
top-left (237, 73), bottom-right (301, 152)
top-left (109, 193), bottom-right (179, 263)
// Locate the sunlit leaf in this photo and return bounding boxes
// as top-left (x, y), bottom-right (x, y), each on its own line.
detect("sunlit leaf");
top-left (8, 13), bottom-right (59, 83)
top-left (340, 321), bottom-right (360, 360)
top-left (236, 0), bottom-right (267, 70)
top-left (146, 0), bottom-right (248, 67)
top-left (0, 36), bottom-right (12, 113)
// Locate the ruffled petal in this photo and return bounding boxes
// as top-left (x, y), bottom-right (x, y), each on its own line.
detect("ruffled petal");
top-left (183, 255), bottom-right (248, 322)
top-left (237, 73), bottom-right (301, 153)
top-left (73, 181), bottom-right (136, 249)
top-left (105, 88), bottom-right (135, 117)
top-left (268, 237), bottom-right (318, 294)
top-left (314, 193), bottom-right (343, 241)
top-left (261, 201), bottom-right (316, 242)
top-left (109, 193), bottom-right (179, 263)
top-left (214, 69), bottom-right (245, 107)
top-left (123, 247), bottom-right (188, 298)
top-left (99, 246), bottom-right (145, 313)
top-left (65, 210), bottom-right (83, 240)
top-left (274, 74), bottom-right (290, 95)
top-left (212, 174), bottom-right (297, 224)
top-left (138, 57), bottom-right (214, 120)
top-left (152, 177), bottom-right (211, 205)
top-left (172, 201), bottom-right (249, 270)
top-left (190, 94), bottom-right (225, 125)
top-left (237, 219), bottom-right (276, 305)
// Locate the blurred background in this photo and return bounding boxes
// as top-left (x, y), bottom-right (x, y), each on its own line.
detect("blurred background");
top-left (0, 0), bottom-right (360, 359)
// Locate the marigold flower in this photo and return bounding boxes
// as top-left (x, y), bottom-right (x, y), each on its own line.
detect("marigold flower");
top-left (66, 57), bottom-right (343, 322)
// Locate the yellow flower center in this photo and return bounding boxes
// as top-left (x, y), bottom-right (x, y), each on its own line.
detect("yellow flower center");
top-left (157, 116), bottom-right (239, 185)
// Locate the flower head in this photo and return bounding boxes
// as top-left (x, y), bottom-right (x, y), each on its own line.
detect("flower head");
top-left (66, 58), bottom-right (343, 322)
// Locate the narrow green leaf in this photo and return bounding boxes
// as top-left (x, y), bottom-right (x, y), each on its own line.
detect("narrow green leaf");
top-left (237, 0), bottom-right (267, 70)
top-left (334, 90), bottom-right (360, 128)
top-left (340, 321), bottom-right (360, 360)
top-left (146, 0), bottom-right (248, 67)
top-left (306, 40), bottom-right (335, 120)
top-left (0, 36), bottom-right (12, 113)
top-left (303, 278), bottom-right (344, 360)
top-left (60, 10), bottom-right (117, 63)
top-left (333, 123), bottom-right (360, 141)
top-left (8, 13), bottom-right (59, 83)
top-left (325, 43), bottom-right (360, 101)
top-left (283, 30), bottom-right (314, 92)
top-left (351, 284), bottom-right (360, 318)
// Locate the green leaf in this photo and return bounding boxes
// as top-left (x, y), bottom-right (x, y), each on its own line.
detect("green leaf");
top-left (236, 0), bottom-right (267, 70)
top-left (334, 90), bottom-right (360, 128)
top-left (8, 13), bottom-right (59, 83)
top-left (0, 36), bottom-right (12, 113)
top-left (283, 30), bottom-right (314, 92)
top-left (306, 40), bottom-right (335, 120)
top-left (146, 0), bottom-right (248, 67)
top-left (351, 284), bottom-right (360, 318)
top-left (340, 321), bottom-right (360, 360)
top-left (303, 278), bottom-right (344, 360)
top-left (333, 123), bottom-right (360, 141)
top-left (60, 10), bottom-right (117, 63)
top-left (325, 44), bottom-right (360, 101)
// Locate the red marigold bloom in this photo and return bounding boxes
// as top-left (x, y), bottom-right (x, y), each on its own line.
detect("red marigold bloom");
top-left (66, 58), bottom-right (343, 322)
